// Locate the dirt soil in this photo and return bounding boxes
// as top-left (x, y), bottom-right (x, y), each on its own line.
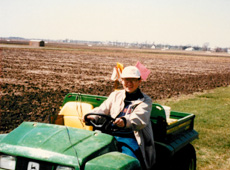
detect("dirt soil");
top-left (1, 44), bottom-right (230, 133)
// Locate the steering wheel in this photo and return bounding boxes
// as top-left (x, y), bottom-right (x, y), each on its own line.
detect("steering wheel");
top-left (84, 113), bottom-right (120, 133)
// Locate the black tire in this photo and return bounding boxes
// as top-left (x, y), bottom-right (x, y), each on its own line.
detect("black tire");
top-left (186, 144), bottom-right (197, 170)
top-left (172, 144), bottom-right (197, 170)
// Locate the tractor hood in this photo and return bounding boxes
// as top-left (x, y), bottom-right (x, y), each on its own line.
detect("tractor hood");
top-left (0, 122), bottom-right (117, 168)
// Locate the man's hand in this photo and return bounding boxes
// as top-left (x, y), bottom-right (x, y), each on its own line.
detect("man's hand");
top-left (113, 118), bottom-right (125, 128)
top-left (83, 115), bottom-right (96, 122)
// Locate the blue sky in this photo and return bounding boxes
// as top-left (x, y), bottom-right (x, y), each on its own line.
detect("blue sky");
top-left (1, 0), bottom-right (230, 47)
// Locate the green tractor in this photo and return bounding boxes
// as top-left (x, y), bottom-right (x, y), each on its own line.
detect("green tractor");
top-left (0, 93), bottom-right (198, 170)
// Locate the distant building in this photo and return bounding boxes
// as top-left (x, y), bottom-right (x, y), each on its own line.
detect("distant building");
top-left (151, 45), bottom-right (156, 49)
top-left (161, 47), bottom-right (169, 51)
top-left (29, 40), bottom-right (45, 47)
top-left (185, 47), bottom-right (194, 51)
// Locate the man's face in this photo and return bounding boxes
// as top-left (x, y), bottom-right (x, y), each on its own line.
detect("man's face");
top-left (121, 78), bottom-right (141, 93)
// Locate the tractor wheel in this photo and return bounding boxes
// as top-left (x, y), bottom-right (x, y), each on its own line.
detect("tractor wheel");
top-left (172, 144), bottom-right (197, 170)
top-left (186, 144), bottom-right (196, 170)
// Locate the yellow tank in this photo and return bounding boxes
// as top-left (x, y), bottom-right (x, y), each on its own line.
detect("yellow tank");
top-left (58, 101), bottom-right (93, 130)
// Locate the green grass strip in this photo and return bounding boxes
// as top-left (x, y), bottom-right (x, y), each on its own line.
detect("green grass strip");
top-left (157, 86), bottom-right (230, 170)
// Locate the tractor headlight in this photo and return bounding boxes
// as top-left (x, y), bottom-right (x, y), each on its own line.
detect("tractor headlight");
top-left (56, 165), bottom-right (75, 170)
top-left (0, 155), bottom-right (16, 170)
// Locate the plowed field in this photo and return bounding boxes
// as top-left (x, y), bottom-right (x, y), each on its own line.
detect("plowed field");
top-left (1, 44), bottom-right (230, 133)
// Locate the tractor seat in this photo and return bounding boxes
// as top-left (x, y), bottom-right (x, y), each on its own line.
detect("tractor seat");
top-left (58, 101), bottom-right (94, 130)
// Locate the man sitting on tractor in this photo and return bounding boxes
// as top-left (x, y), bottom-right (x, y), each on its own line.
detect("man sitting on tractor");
top-left (85, 66), bottom-right (156, 170)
